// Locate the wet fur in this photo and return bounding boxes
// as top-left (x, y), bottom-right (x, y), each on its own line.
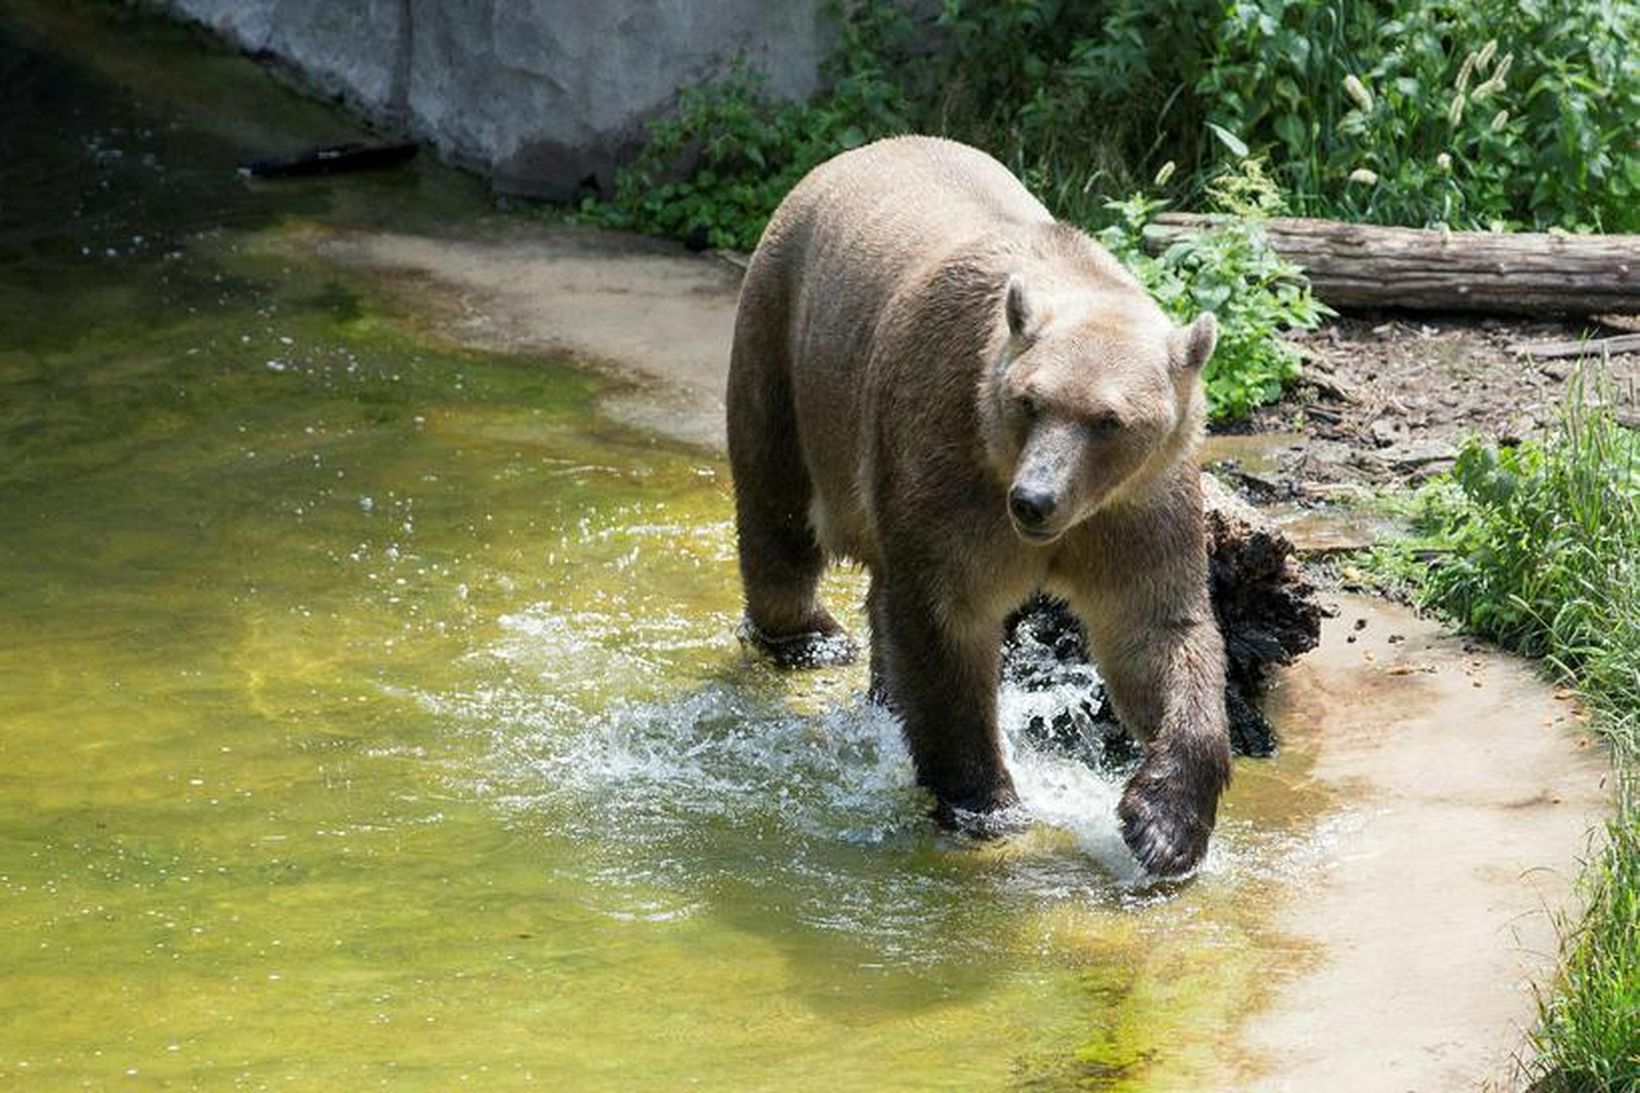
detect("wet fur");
top-left (726, 136), bottom-right (1231, 876)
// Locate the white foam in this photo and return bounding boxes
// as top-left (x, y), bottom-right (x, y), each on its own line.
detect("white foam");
top-left (415, 593), bottom-right (1274, 954)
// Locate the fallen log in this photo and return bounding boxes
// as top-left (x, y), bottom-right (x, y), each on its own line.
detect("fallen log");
top-left (1004, 475), bottom-right (1322, 764)
top-left (1142, 213), bottom-right (1640, 317)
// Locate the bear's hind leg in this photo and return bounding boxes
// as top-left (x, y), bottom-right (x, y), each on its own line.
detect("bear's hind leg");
top-left (726, 319), bottom-right (855, 670)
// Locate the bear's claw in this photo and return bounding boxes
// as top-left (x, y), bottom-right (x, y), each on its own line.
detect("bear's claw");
top-left (932, 783), bottom-right (1024, 837)
top-left (1117, 779), bottom-right (1212, 878)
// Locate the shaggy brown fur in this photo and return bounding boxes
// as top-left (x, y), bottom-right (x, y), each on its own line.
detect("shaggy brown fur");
top-left (726, 136), bottom-right (1230, 876)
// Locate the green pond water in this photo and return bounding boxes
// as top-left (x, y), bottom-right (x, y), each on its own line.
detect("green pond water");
top-left (0, 5), bottom-right (1331, 1088)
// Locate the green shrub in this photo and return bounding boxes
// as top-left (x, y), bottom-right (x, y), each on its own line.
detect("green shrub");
top-left (1200, 0), bottom-right (1640, 231)
top-left (579, 19), bottom-right (909, 251)
top-left (892, 0), bottom-right (1153, 225)
top-left (588, 0), bottom-right (1637, 245)
top-left (1098, 161), bottom-right (1331, 420)
top-left (1413, 389), bottom-right (1638, 701)
top-left (915, 0), bottom-right (1639, 231)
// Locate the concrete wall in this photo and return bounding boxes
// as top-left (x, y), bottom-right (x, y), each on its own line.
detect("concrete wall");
top-left (160, 0), bottom-right (834, 198)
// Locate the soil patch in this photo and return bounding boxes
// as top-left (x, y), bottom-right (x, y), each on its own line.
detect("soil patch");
top-left (1215, 315), bottom-right (1640, 505)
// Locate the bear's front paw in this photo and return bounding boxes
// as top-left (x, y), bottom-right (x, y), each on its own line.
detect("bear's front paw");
top-left (1117, 773), bottom-right (1214, 878)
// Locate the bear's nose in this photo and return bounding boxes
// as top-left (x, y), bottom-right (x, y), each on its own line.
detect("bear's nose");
top-left (1008, 486), bottom-right (1057, 529)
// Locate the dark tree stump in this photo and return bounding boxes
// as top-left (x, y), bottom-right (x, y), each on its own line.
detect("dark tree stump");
top-left (1002, 475), bottom-right (1322, 768)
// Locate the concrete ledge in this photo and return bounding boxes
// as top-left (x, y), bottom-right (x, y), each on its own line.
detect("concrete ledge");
top-left (158, 0), bottom-right (834, 198)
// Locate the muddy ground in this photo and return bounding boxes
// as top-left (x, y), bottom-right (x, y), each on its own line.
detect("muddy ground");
top-left (1219, 313), bottom-right (1640, 505)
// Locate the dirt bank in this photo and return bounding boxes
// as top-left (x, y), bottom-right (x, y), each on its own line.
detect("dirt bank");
top-left (1234, 315), bottom-right (1640, 502)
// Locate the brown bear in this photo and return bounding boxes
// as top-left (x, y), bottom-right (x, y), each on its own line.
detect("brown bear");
top-left (725, 135), bottom-right (1229, 877)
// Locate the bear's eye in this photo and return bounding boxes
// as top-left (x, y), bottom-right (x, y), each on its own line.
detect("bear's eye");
top-left (1087, 412), bottom-right (1122, 437)
top-left (1016, 395), bottom-right (1040, 422)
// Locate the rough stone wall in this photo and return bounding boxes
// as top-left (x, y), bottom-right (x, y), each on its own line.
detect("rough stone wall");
top-left (159, 0), bottom-right (834, 198)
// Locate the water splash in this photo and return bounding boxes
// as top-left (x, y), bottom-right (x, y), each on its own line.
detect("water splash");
top-left (412, 585), bottom-right (1268, 962)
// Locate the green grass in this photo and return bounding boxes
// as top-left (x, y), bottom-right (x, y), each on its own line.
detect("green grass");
top-left (1362, 373), bottom-right (1638, 1090)
top-left (1534, 787), bottom-right (1639, 1092)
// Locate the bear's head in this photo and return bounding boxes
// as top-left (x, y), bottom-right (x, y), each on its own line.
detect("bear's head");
top-left (983, 272), bottom-right (1216, 544)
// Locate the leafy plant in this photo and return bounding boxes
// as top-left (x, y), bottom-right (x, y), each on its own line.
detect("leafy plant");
top-left (580, 17), bottom-right (909, 251)
top-left (587, 0), bottom-right (1636, 248)
top-left (860, 0), bottom-right (1638, 231)
top-left (1098, 160), bottom-right (1331, 420)
top-left (1413, 392), bottom-right (1638, 693)
top-left (1202, 0), bottom-right (1640, 231)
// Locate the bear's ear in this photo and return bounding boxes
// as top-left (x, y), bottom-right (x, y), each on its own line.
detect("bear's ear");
top-left (1004, 273), bottom-right (1033, 347)
top-left (1170, 312), bottom-right (1218, 373)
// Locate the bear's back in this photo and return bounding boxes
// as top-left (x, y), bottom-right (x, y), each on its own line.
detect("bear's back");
top-left (768, 136), bottom-right (1052, 296)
